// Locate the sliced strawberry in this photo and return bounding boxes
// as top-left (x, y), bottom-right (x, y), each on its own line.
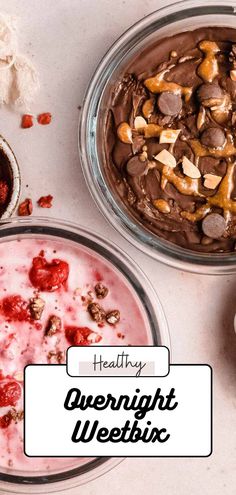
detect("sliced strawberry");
top-left (0, 381), bottom-right (21, 407)
top-left (29, 256), bottom-right (69, 292)
top-left (65, 326), bottom-right (102, 346)
top-left (2, 295), bottom-right (30, 322)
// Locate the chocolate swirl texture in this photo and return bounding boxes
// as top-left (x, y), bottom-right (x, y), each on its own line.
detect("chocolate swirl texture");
top-left (104, 27), bottom-right (236, 252)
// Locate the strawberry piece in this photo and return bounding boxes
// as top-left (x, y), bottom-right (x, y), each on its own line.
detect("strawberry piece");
top-left (37, 113), bottom-right (52, 125)
top-left (2, 295), bottom-right (30, 322)
top-left (18, 198), bottom-right (33, 216)
top-left (21, 114), bottom-right (34, 129)
top-left (37, 195), bottom-right (53, 208)
top-left (0, 181), bottom-right (9, 205)
top-left (0, 413), bottom-right (12, 429)
top-left (29, 256), bottom-right (69, 292)
top-left (65, 326), bottom-right (102, 346)
top-left (0, 381), bottom-right (21, 407)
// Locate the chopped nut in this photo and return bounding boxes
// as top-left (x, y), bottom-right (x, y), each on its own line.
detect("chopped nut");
top-left (106, 310), bottom-right (120, 325)
top-left (159, 129), bottom-right (180, 144)
top-left (29, 296), bottom-right (45, 320)
top-left (201, 97), bottom-right (223, 108)
top-left (88, 302), bottom-right (106, 322)
top-left (13, 371), bottom-right (23, 382)
top-left (9, 408), bottom-right (24, 423)
top-left (117, 122), bottom-right (133, 144)
top-left (144, 123), bottom-right (162, 138)
top-left (203, 174), bottom-right (222, 189)
top-left (170, 50), bottom-right (178, 58)
top-left (45, 315), bottom-right (62, 336)
top-left (182, 156), bottom-right (201, 179)
top-left (95, 283), bottom-right (108, 299)
top-left (154, 149), bottom-right (176, 168)
top-left (153, 199), bottom-right (171, 213)
top-left (47, 350), bottom-right (65, 364)
top-left (134, 116), bottom-right (148, 131)
top-left (142, 99), bottom-right (154, 119)
top-left (230, 69), bottom-right (236, 81)
top-left (197, 106), bottom-right (206, 130)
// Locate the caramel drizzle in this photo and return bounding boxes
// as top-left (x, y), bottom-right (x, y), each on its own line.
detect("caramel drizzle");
top-left (161, 165), bottom-right (202, 197)
top-left (197, 41), bottom-right (220, 83)
top-left (144, 68), bottom-right (192, 102)
top-left (181, 161), bottom-right (236, 222)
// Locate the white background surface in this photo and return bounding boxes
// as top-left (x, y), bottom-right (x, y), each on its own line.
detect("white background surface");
top-left (0, 0), bottom-right (235, 493)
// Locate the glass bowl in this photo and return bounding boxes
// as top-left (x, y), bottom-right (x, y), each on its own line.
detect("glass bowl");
top-left (0, 216), bottom-right (169, 493)
top-left (79, 0), bottom-right (236, 275)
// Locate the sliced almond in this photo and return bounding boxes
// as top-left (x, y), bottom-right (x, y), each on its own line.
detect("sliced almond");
top-left (182, 156), bottom-right (201, 179)
top-left (203, 174), bottom-right (222, 189)
top-left (230, 69), bottom-right (236, 81)
top-left (154, 149), bottom-right (176, 168)
top-left (144, 123), bottom-right (162, 138)
top-left (117, 122), bottom-right (133, 144)
top-left (134, 116), bottom-right (148, 131)
top-left (159, 129), bottom-right (180, 144)
top-left (197, 106), bottom-right (206, 130)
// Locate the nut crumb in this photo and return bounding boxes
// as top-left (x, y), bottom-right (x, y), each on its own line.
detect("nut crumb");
top-left (87, 302), bottom-right (106, 322)
top-left (45, 315), bottom-right (61, 336)
top-left (29, 296), bottom-right (45, 320)
top-left (106, 310), bottom-right (120, 325)
top-left (95, 283), bottom-right (108, 299)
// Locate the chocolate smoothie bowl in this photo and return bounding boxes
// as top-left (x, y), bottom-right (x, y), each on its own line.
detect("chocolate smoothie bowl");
top-left (80, 0), bottom-right (236, 274)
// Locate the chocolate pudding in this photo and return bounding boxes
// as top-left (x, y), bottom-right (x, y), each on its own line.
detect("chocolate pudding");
top-left (104, 27), bottom-right (236, 252)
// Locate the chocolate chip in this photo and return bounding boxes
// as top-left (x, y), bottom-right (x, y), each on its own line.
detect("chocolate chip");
top-left (157, 92), bottom-right (182, 116)
top-left (200, 127), bottom-right (226, 149)
top-left (126, 156), bottom-right (147, 176)
top-left (95, 283), bottom-right (108, 299)
top-left (88, 302), bottom-right (105, 322)
top-left (197, 83), bottom-right (223, 103)
top-left (202, 213), bottom-right (226, 239)
top-left (106, 310), bottom-right (120, 325)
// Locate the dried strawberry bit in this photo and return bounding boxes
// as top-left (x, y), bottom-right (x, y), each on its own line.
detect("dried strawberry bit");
top-left (37, 113), bottom-right (52, 125)
top-left (106, 309), bottom-right (120, 326)
top-left (29, 256), bottom-right (69, 292)
top-left (0, 381), bottom-right (21, 407)
top-left (21, 114), bottom-right (34, 129)
top-left (2, 295), bottom-right (30, 322)
top-left (0, 181), bottom-right (9, 205)
top-left (45, 315), bottom-right (61, 336)
top-left (18, 198), bottom-right (33, 216)
top-left (65, 326), bottom-right (101, 346)
top-left (0, 412), bottom-right (12, 429)
top-left (29, 296), bottom-right (45, 320)
top-left (95, 283), bottom-right (108, 299)
top-left (37, 195), bottom-right (53, 208)
top-left (87, 302), bottom-right (106, 322)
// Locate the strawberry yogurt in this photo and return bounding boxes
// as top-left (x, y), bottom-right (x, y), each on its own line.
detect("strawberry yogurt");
top-left (0, 237), bottom-right (152, 472)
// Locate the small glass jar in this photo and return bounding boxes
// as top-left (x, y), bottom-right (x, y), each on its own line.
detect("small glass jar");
top-left (0, 217), bottom-right (169, 493)
top-left (79, 0), bottom-right (236, 275)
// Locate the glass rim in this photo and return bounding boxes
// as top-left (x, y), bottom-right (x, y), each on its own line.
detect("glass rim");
top-left (79, 0), bottom-right (236, 275)
top-left (0, 216), bottom-right (170, 490)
